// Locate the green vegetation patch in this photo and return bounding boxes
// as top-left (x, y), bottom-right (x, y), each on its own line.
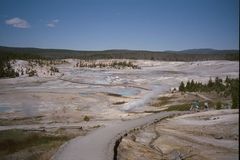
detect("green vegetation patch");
top-left (0, 60), bottom-right (19, 78)
top-left (0, 129), bottom-right (70, 158)
top-left (179, 77), bottom-right (239, 109)
top-left (75, 60), bottom-right (140, 69)
top-left (83, 115), bottom-right (90, 121)
top-left (165, 104), bottom-right (191, 111)
top-left (152, 96), bottom-right (174, 107)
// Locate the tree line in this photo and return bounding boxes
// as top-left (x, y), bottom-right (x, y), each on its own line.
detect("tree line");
top-left (0, 52), bottom-right (45, 78)
top-left (179, 77), bottom-right (239, 109)
top-left (75, 60), bottom-right (140, 69)
top-left (1, 46), bottom-right (239, 61)
top-left (0, 46), bottom-right (239, 78)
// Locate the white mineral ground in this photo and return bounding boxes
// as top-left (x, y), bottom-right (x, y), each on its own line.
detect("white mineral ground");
top-left (118, 109), bottom-right (239, 160)
top-left (0, 60), bottom-right (239, 160)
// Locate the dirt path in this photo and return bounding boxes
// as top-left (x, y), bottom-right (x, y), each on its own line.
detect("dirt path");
top-left (52, 111), bottom-right (182, 160)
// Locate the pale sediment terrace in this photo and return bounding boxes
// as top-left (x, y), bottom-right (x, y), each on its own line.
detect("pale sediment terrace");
top-left (0, 60), bottom-right (238, 122)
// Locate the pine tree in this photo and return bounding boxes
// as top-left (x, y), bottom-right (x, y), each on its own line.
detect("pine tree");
top-left (207, 78), bottom-right (214, 91)
top-left (231, 79), bottom-right (239, 109)
top-left (185, 80), bottom-right (191, 91)
top-left (190, 80), bottom-right (195, 92)
top-left (179, 81), bottom-right (185, 92)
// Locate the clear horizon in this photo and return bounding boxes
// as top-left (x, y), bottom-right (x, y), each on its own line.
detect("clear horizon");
top-left (0, 0), bottom-right (239, 51)
top-left (0, 44), bottom-right (239, 52)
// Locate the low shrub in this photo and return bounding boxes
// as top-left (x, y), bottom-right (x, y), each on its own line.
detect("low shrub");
top-left (83, 115), bottom-right (90, 121)
top-left (216, 101), bottom-right (222, 110)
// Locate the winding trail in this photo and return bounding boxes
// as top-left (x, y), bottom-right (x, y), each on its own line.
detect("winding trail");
top-left (52, 111), bottom-right (182, 160)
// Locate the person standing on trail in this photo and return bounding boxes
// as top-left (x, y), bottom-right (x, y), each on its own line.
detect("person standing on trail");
top-left (195, 100), bottom-right (200, 112)
top-left (204, 102), bottom-right (209, 111)
top-left (190, 100), bottom-right (199, 112)
top-left (190, 102), bottom-right (194, 111)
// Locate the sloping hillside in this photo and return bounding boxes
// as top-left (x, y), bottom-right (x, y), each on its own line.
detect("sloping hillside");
top-left (0, 46), bottom-right (239, 61)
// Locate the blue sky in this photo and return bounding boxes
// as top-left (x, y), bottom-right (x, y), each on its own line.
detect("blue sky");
top-left (0, 0), bottom-right (239, 51)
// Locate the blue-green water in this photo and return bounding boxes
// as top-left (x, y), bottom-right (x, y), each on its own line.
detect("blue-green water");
top-left (0, 105), bottom-right (10, 112)
top-left (102, 87), bottom-right (141, 97)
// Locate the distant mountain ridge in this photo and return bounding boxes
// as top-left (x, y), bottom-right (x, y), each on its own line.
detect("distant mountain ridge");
top-left (0, 46), bottom-right (238, 54)
top-left (0, 46), bottom-right (239, 61)
top-left (166, 48), bottom-right (238, 54)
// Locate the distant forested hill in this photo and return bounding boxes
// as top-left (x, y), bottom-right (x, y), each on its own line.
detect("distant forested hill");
top-left (0, 46), bottom-right (239, 61)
